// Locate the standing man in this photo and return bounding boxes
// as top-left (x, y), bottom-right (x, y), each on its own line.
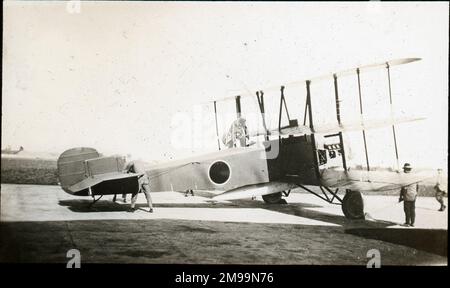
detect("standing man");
top-left (125, 160), bottom-right (154, 213)
top-left (398, 163), bottom-right (418, 227)
top-left (434, 169), bottom-right (447, 212)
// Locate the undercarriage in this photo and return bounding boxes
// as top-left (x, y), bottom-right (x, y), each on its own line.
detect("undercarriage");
top-left (262, 186), bottom-right (365, 220)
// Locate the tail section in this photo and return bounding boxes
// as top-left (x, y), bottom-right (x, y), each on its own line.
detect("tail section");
top-left (57, 147), bottom-right (100, 194)
top-left (57, 147), bottom-right (139, 196)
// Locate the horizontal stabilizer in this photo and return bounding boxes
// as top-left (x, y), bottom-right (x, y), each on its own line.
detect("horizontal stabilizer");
top-left (67, 172), bottom-right (142, 194)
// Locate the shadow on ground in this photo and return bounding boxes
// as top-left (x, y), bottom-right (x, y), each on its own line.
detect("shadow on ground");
top-left (58, 198), bottom-right (320, 212)
top-left (59, 196), bottom-right (398, 230)
top-left (232, 199), bottom-right (398, 229)
top-left (346, 228), bottom-right (448, 257)
top-left (52, 197), bottom-right (447, 261)
top-left (59, 199), bottom-right (129, 212)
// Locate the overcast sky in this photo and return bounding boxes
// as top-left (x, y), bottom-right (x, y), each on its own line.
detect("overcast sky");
top-left (2, 1), bottom-right (448, 170)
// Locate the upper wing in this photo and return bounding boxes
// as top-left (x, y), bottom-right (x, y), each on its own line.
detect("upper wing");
top-left (212, 57), bottom-right (421, 102)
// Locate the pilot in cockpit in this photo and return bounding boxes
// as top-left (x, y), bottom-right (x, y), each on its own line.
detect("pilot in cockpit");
top-left (222, 117), bottom-right (249, 148)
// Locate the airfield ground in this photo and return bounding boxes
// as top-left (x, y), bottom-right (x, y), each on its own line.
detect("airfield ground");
top-left (0, 184), bottom-right (447, 265)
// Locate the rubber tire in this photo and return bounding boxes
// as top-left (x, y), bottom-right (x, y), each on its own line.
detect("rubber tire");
top-left (262, 192), bottom-right (283, 204)
top-left (342, 190), bottom-right (365, 219)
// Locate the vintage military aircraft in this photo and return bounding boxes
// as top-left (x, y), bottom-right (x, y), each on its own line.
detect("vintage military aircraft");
top-left (57, 57), bottom-right (430, 218)
top-left (1, 146), bottom-right (24, 155)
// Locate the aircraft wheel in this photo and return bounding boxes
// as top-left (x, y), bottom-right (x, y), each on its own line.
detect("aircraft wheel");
top-left (262, 192), bottom-right (284, 204)
top-left (342, 190), bottom-right (365, 219)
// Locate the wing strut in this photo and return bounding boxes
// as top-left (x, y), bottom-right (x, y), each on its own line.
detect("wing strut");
top-left (213, 100), bottom-right (221, 150)
top-left (386, 63), bottom-right (400, 171)
top-left (235, 95), bottom-right (242, 119)
top-left (333, 74), bottom-right (348, 171)
top-left (305, 80), bottom-right (321, 180)
top-left (256, 91), bottom-right (270, 141)
top-left (277, 86), bottom-right (291, 132)
top-left (305, 81), bottom-right (314, 130)
top-left (356, 68), bottom-right (370, 171)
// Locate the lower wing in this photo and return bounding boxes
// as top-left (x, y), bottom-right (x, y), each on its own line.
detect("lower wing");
top-left (320, 168), bottom-right (434, 192)
top-left (210, 169), bottom-right (433, 201)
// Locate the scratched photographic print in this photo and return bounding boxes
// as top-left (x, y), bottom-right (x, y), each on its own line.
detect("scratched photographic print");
top-left (1, 1), bottom-right (448, 272)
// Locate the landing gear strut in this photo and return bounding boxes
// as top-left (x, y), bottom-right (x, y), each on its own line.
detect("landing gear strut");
top-left (341, 190), bottom-right (365, 219)
top-left (296, 185), bottom-right (365, 220)
top-left (88, 195), bottom-right (103, 208)
top-left (185, 189), bottom-right (194, 197)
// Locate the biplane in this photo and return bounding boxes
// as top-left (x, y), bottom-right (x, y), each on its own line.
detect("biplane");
top-left (57, 57), bottom-right (429, 219)
top-left (1, 146), bottom-right (24, 155)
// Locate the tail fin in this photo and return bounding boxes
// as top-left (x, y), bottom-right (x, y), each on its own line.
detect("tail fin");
top-left (57, 147), bottom-right (99, 194)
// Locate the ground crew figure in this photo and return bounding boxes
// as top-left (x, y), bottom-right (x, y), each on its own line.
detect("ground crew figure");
top-left (125, 160), bottom-right (154, 213)
top-left (222, 117), bottom-right (248, 148)
top-left (398, 163), bottom-right (418, 227)
top-left (112, 193), bottom-right (127, 203)
top-left (434, 183), bottom-right (446, 212)
top-left (434, 169), bottom-right (446, 211)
